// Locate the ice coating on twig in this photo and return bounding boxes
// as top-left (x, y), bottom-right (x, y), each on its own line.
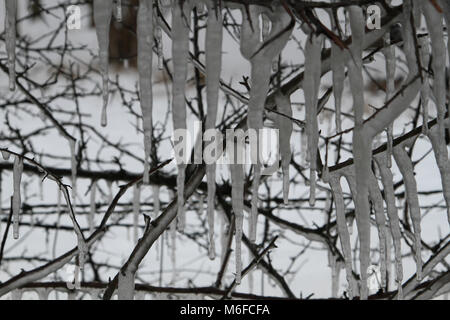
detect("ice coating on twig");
top-left (93, 0), bottom-right (114, 127)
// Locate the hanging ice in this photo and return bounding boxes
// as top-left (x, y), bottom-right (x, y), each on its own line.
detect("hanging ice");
top-left (5, 0), bottom-right (16, 91)
top-left (89, 180), bottom-right (97, 233)
top-left (171, 0), bottom-right (191, 229)
top-left (133, 184), bottom-right (141, 243)
top-left (93, 0), bottom-right (114, 127)
top-left (12, 156), bottom-right (23, 239)
top-left (274, 93), bottom-right (293, 205)
top-left (304, 33), bottom-right (324, 207)
top-left (231, 163), bottom-right (244, 284)
top-left (205, 1), bottom-right (223, 260)
top-left (152, 184), bottom-right (160, 219)
top-left (137, 0), bottom-right (155, 185)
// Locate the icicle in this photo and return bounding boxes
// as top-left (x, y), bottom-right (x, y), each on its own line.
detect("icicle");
top-left (171, 0), bottom-right (191, 229)
top-left (274, 92), bottom-right (293, 205)
top-left (231, 163), bottom-right (244, 284)
top-left (89, 180), bottom-right (97, 233)
top-left (133, 184), bottom-right (141, 243)
top-left (393, 144), bottom-right (422, 281)
top-left (152, 184), bottom-right (160, 219)
top-left (205, 1), bottom-right (223, 259)
top-left (5, 0), bottom-right (17, 91)
top-left (372, 157), bottom-right (404, 296)
top-left (347, 5), bottom-right (371, 299)
top-left (329, 173), bottom-right (356, 299)
top-left (155, 25), bottom-right (164, 70)
top-left (12, 156), bottom-right (23, 240)
top-left (1, 151), bottom-right (11, 161)
top-left (419, 37), bottom-right (431, 134)
top-left (368, 172), bottom-right (387, 290)
top-left (115, 0), bottom-right (123, 22)
top-left (93, 0), bottom-right (114, 127)
top-left (422, 0), bottom-right (447, 141)
top-left (69, 140), bottom-right (77, 207)
top-left (107, 180), bottom-right (113, 204)
top-left (328, 9), bottom-right (344, 133)
top-left (382, 33), bottom-right (396, 168)
top-left (304, 33), bottom-right (324, 207)
top-left (240, 5), bottom-right (292, 240)
top-left (138, 0), bottom-right (154, 185)
top-left (401, 0), bottom-right (419, 80)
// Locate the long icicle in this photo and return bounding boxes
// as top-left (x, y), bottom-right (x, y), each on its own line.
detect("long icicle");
top-left (347, 5), bottom-right (371, 299)
top-left (133, 184), bottom-right (141, 244)
top-left (374, 154), bottom-right (403, 299)
top-left (328, 7), bottom-right (344, 133)
top-left (230, 162), bottom-right (244, 284)
top-left (5, 0), bottom-right (16, 91)
top-left (241, 5), bottom-right (292, 243)
top-left (304, 33), bottom-right (324, 207)
top-left (93, 0), bottom-right (114, 127)
top-left (172, 0), bottom-right (191, 232)
top-left (89, 180), bottom-right (97, 234)
top-left (12, 156), bottom-right (23, 239)
top-left (329, 173), bottom-right (356, 299)
top-left (419, 37), bottom-right (431, 134)
top-left (274, 93), bottom-right (293, 205)
top-left (392, 144), bottom-right (422, 281)
top-left (368, 172), bottom-right (387, 291)
top-left (205, 1), bottom-right (223, 260)
top-left (137, 0), bottom-right (154, 184)
top-left (382, 33), bottom-right (396, 168)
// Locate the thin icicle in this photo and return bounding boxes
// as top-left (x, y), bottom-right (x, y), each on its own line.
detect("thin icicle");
top-left (5, 0), bottom-right (16, 91)
top-left (115, 0), bottom-right (123, 22)
top-left (137, 0), bottom-right (154, 185)
top-left (383, 33), bottom-right (396, 168)
top-left (205, 1), bottom-right (223, 259)
top-left (107, 180), bottom-right (113, 204)
top-left (156, 25), bottom-right (164, 70)
top-left (89, 180), bottom-right (97, 233)
top-left (240, 5), bottom-right (292, 241)
top-left (329, 173), bottom-right (356, 298)
top-left (393, 144), bottom-right (422, 281)
top-left (304, 33), bottom-right (324, 207)
top-left (328, 9), bottom-right (344, 133)
top-left (12, 156), bottom-right (23, 240)
top-left (368, 172), bottom-right (387, 291)
top-left (422, 0), bottom-right (447, 141)
top-left (274, 93), bottom-right (293, 205)
top-left (231, 163), bottom-right (244, 284)
top-left (401, 0), bottom-right (419, 80)
top-left (133, 184), bottom-right (141, 243)
top-left (419, 37), bottom-right (431, 134)
top-left (347, 5), bottom-right (371, 299)
top-left (93, 0), bottom-right (114, 127)
top-left (152, 184), bottom-right (160, 219)
top-left (172, 0), bottom-right (191, 229)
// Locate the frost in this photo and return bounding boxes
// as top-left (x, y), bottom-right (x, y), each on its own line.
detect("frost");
top-left (5, 0), bottom-right (16, 91)
top-left (137, 0), bottom-right (154, 185)
top-left (93, 0), bottom-right (114, 127)
top-left (12, 156), bottom-right (23, 240)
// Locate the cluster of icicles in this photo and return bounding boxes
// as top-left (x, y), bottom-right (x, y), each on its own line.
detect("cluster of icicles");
top-left (2, 0), bottom-right (450, 299)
